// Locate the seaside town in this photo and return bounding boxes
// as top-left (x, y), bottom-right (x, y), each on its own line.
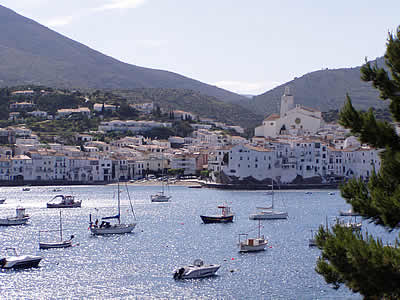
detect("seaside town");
top-left (0, 87), bottom-right (381, 186)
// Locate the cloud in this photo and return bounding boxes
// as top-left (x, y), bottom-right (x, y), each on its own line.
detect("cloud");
top-left (44, 15), bottom-right (75, 27)
top-left (95, 0), bottom-right (147, 11)
top-left (214, 80), bottom-right (282, 95)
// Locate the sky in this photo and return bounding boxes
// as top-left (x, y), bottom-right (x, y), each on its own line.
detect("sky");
top-left (1, 0), bottom-right (400, 95)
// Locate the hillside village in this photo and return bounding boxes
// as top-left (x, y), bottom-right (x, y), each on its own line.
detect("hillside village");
top-left (0, 86), bottom-right (383, 186)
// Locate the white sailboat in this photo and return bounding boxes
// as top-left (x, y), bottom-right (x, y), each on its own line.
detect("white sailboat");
top-left (39, 211), bottom-right (74, 249)
top-left (238, 220), bottom-right (268, 252)
top-left (249, 179), bottom-right (288, 220)
top-left (151, 156), bottom-right (171, 202)
top-left (89, 182), bottom-right (136, 235)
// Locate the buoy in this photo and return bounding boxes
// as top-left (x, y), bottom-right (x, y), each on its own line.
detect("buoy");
top-left (231, 258), bottom-right (235, 260)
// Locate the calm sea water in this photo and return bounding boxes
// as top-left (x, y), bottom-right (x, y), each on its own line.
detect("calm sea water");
top-left (0, 185), bottom-right (395, 299)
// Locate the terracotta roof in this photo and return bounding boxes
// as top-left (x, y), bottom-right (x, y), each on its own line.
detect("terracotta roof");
top-left (264, 114), bottom-right (280, 121)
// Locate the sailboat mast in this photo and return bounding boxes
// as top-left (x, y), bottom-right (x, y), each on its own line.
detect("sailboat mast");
top-left (258, 220), bottom-right (261, 238)
top-left (117, 181), bottom-right (121, 224)
top-left (59, 210), bottom-right (63, 241)
top-left (271, 178), bottom-right (274, 209)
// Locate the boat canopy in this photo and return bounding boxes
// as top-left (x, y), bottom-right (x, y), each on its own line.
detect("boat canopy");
top-left (101, 214), bottom-right (120, 220)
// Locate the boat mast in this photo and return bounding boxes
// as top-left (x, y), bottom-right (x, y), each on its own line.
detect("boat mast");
top-left (59, 210), bottom-right (63, 241)
top-left (271, 178), bottom-right (274, 209)
top-left (258, 220), bottom-right (261, 238)
top-left (117, 181), bottom-right (121, 224)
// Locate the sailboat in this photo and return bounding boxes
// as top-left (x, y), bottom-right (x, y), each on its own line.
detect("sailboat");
top-left (89, 182), bottom-right (137, 235)
top-left (39, 211), bottom-right (74, 249)
top-left (151, 156), bottom-right (171, 202)
top-left (238, 220), bottom-right (268, 252)
top-left (249, 179), bottom-right (288, 220)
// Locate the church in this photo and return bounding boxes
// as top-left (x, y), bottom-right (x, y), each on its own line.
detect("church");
top-left (254, 87), bottom-right (323, 138)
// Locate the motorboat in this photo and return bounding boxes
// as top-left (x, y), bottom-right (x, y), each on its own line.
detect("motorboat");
top-left (52, 188), bottom-right (62, 192)
top-left (0, 207), bottom-right (30, 226)
top-left (22, 187), bottom-right (30, 191)
top-left (47, 195), bottom-right (82, 208)
top-left (336, 216), bottom-right (362, 231)
top-left (0, 198), bottom-right (5, 204)
top-left (173, 259), bottom-right (220, 279)
top-left (249, 179), bottom-right (288, 220)
top-left (339, 208), bottom-right (360, 216)
top-left (238, 221), bottom-right (268, 252)
top-left (39, 211), bottom-right (74, 249)
top-left (309, 229), bottom-right (317, 247)
top-left (0, 247), bottom-right (42, 269)
top-left (89, 181), bottom-right (137, 235)
top-left (200, 204), bottom-right (234, 223)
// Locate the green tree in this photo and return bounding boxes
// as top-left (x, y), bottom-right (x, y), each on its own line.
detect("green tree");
top-left (315, 27), bottom-right (400, 299)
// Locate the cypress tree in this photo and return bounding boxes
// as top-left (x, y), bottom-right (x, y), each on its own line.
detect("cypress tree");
top-left (316, 27), bottom-right (400, 299)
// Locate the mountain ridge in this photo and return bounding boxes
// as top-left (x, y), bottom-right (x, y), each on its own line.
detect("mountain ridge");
top-left (0, 5), bottom-right (247, 103)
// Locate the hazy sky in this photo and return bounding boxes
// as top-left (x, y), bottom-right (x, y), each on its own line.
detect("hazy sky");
top-left (2, 0), bottom-right (399, 95)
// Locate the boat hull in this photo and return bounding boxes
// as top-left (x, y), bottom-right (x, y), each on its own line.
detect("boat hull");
top-left (249, 211), bottom-right (288, 220)
top-left (0, 198), bottom-right (5, 204)
top-left (174, 265), bottom-right (220, 279)
top-left (0, 217), bottom-right (30, 226)
top-left (200, 215), bottom-right (234, 224)
top-left (151, 195), bottom-right (171, 202)
top-left (39, 241), bottom-right (72, 249)
top-left (1, 256), bottom-right (42, 269)
top-left (47, 203), bottom-right (81, 208)
top-left (90, 223), bottom-right (136, 235)
top-left (239, 241), bottom-right (268, 252)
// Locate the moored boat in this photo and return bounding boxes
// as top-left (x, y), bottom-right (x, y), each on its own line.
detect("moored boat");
top-left (339, 208), bottom-right (360, 216)
top-left (200, 204), bottom-right (234, 223)
top-left (47, 195), bottom-right (81, 208)
top-left (0, 207), bottom-right (30, 226)
top-left (0, 198), bottom-right (5, 204)
top-left (173, 259), bottom-right (220, 279)
top-left (0, 247), bottom-right (42, 269)
top-left (238, 220), bottom-right (268, 252)
top-left (39, 211), bottom-right (74, 249)
top-left (89, 181), bottom-right (136, 235)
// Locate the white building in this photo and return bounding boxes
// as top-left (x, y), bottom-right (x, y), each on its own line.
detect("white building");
top-left (255, 87), bottom-right (323, 138)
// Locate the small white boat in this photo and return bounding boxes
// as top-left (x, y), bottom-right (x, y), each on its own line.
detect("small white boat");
top-left (39, 211), bottom-right (74, 249)
top-left (47, 195), bottom-right (81, 208)
top-left (0, 198), bottom-right (5, 204)
top-left (238, 220), bottom-right (268, 252)
top-left (0, 207), bottom-right (30, 226)
top-left (173, 259), bottom-right (220, 279)
top-left (150, 193), bottom-right (171, 202)
top-left (339, 209), bottom-right (360, 216)
top-left (336, 217), bottom-right (362, 231)
top-left (0, 247), bottom-right (42, 269)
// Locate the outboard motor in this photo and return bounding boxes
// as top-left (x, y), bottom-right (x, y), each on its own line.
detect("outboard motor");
top-left (174, 267), bottom-right (185, 280)
top-left (0, 258), bottom-right (6, 268)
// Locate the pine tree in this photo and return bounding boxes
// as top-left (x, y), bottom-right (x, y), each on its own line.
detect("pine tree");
top-left (315, 27), bottom-right (400, 299)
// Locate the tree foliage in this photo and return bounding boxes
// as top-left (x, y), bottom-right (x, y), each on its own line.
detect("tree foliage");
top-left (316, 27), bottom-right (400, 299)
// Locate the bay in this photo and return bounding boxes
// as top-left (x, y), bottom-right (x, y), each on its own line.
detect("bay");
top-left (0, 185), bottom-right (394, 299)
